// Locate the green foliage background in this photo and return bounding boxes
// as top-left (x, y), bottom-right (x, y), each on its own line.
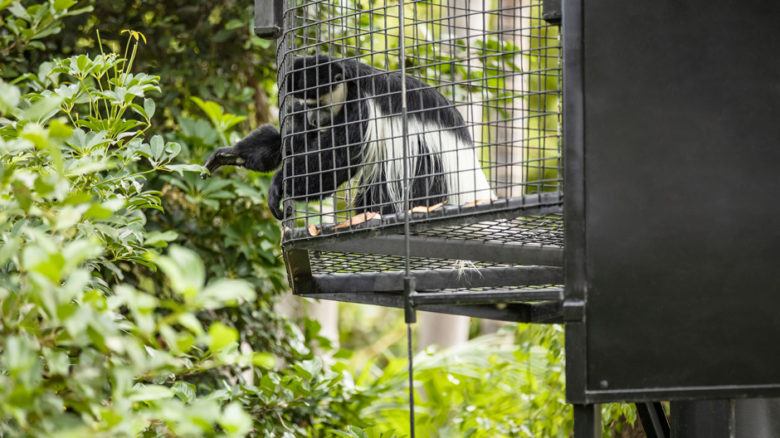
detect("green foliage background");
top-left (0, 1), bottom-right (637, 436)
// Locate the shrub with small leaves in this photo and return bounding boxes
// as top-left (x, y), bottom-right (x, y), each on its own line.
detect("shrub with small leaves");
top-left (0, 31), bottom-right (267, 435)
top-left (1, 5), bottom-right (376, 434)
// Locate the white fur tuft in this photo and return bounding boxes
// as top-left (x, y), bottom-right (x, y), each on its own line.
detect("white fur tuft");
top-left (358, 99), bottom-right (494, 213)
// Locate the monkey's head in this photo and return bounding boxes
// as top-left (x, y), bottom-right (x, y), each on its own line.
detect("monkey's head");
top-left (288, 55), bottom-right (348, 127)
top-left (201, 124), bottom-right (282, 179)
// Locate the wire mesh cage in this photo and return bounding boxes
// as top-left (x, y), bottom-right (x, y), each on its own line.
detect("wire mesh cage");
top-left (275, 0), bottom-right (563, 321)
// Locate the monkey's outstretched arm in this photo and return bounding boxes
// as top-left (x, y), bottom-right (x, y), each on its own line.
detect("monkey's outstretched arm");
top-left (268, 170), bottom-right (284, 220)
top-left (201, 124), bottom-right (282, 179)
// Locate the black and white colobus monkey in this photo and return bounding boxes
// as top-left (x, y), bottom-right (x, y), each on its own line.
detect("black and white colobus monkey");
top-left (203, 55), bottom-right (493, 219)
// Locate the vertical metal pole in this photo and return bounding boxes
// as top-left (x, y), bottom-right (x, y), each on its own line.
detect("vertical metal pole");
top-left (734, 398), bottom-right (780, 437)
top-left (398, 2), bottom-right (416, 437)
top-left (573, 404), bottom-right (600, 438)
top-left (670, 400), bottom-right (733, 438)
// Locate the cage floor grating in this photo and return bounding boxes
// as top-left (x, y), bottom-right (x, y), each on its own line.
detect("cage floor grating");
top-left (285, 202), bottom-right (564, 322)
top-left (283, 192), bottom-right (563, 244)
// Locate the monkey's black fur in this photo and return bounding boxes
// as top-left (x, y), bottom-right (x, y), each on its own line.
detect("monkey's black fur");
top-left (287, 55), bottom-right (470, 142)
top-left (202, 124), bottom-right (281, 176)
top-left (203, 55), bottom-right (478, 220)
top-left (280, 55), bottom-right (470, 215)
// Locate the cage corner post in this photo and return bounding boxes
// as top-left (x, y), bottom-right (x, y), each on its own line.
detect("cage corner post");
top-left (573, 404), bottom-right (600, 438)
top-left (254, 0), bottom-right (284, 39)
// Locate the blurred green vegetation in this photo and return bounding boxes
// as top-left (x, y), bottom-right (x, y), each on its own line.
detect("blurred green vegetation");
top-left (0, 0), bottom-right (637, 436)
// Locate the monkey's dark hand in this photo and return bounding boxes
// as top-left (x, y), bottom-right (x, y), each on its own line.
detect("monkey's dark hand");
top-left (201, 146), bottom-right (243, 179)
top-left (201, 125), bottom-right (282, 180)
top-left (268, 170), bottom-right (284, 220)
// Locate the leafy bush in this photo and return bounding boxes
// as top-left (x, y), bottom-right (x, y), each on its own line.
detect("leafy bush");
top-left (342, 323), bottom-right (636, 438)
top-left (349, 324), bottom-right (570, 437)
top-left (0, 36), bottom-right (258, 435)
top-left (0, 0), bottom-right (92, 71)
top-left (0, 8), bottom-right (370, 434)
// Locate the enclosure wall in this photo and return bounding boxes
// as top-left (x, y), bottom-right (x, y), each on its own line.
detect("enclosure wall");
top-left (564, 0), bottom-right (780, 403)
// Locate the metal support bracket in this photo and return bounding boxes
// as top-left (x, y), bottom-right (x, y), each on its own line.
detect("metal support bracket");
top-left (563, 299), bottom-right (585, 322)
top-left (254, 0), bottom-right (283, 38)
top-left (543, 0), bottom-right (562, 24)
top-left (404, 277), bottom-right (416, 324)
top-left (636, 402), bottom-right (670, 438)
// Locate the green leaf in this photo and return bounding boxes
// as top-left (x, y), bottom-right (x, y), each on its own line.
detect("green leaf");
top-left (22, 245), bottom-right (64, 283)
top-left (219, 402), bottom-right (253, 437)
top-left (178, 313), bottom-right (204, 335)
top-left (225, 19), bottom-right (244, 30)
top-left (0, 237), bottom-right (22, 265)
top-left (164, 163), bottom-right (203, 176)
top-left (3, 335), bottom-right (42, 387)
top-left (65, 159), bottom-right (113, 177)
top-left (150, 135), bottom-right (165, 161)
top-left (252, 352), bottom-right (276, 369)
top-left (208, 322), bottom-right (238, 351)
top-left (54, 204), bottom-right (89, 230)
top-left (144, 230), bottom-right (178, 247)
top-left (7, 2), bottom-right (30, 20)
top-left (171, 381), bottom-right (196, 403)
top-left (200, 278), bottom-right (256, 308)
top-left (153, 245), bottom-right (205, 296)
top-left (53, 0), bottom-right (76, 12)
top-left (0, 81), bottom-right (21, 115)
top-left (49, 118), bottom-right (73, 138)
top-left (333, 349), bottom-right (353, 360)
top-left (294, 358), bottom-right (322, 381)
top-left (62, 239), bottom-right (102, 270)
top-left (190, 96), bottom-right (223, 125)
top-left (42, 348), bottom-right (69, 376)
top-left (129, 384), bottom-right (174, 402)
top-left (144, 98), bottom-right (155, 119)
top-left (21, 95), bottom-right (63, 121)
top-left (84, 199), bottom-right (121, 219)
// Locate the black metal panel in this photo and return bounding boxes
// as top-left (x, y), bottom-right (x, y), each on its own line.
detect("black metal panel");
top-left (567, 0), bottom-right (780, 402)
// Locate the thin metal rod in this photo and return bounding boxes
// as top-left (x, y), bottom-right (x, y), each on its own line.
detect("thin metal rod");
top-left (399, 0), bottom-right (410, 279)
top-left (398, 3), bottom-right (415, 438)
top-left (406, 322), bottom-right (415, 438)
